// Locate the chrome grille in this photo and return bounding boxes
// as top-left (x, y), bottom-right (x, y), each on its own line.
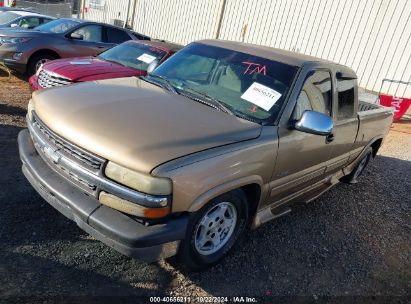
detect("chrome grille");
top-left (29, 113), bottom-right (105, 195)
top-left (38, 69), bottom-right (72, 89)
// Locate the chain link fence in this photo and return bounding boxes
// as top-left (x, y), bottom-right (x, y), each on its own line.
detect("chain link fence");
top-left (16, 0), bottom-right (76, 18)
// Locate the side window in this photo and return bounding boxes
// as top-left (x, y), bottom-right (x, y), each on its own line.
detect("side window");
top-left (72, 25), bottom-right (103, 42)
top-left (337, 78), bottom-right (356, 120)
top-left (293, 70), bottom-right (332, 120)
top-left (18, 17), bottom-right (41, 29)
top-left (105, 27), bottom-right (131, 44)
top-left (41, 18), bottom-right (53, 25)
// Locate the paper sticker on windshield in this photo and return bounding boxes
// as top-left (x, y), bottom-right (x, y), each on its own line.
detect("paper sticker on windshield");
top-left (69, 61), bottom-right (91, 65)
top-left (241, 82), bottom-right (282, 111)
top-left (137, 53), bottom-right (157, 64)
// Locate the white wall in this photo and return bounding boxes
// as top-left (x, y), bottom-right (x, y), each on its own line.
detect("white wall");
top-left (82, 0), bottom-right (411, 97)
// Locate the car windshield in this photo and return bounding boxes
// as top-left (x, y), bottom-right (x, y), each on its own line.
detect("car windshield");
top-left (98, 42), bottom-right (167, 71)
top-left (34, 19), bottom-right (79, 33)
top-left (150, 43), bottom-right (298, 123)
top-left (0, 12), bottom-right (18, 25)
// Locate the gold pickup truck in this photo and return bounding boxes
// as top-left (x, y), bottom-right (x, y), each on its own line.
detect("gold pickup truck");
top-left (18, 40), bottom-right (394, 270)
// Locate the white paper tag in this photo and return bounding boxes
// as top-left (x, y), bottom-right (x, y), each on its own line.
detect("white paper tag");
top-left (137, 53), bottom-right (157, 64)
top-left (69, 61), bottom-right (92, 65)
top-left (241, 82), bottom-right (282, 111)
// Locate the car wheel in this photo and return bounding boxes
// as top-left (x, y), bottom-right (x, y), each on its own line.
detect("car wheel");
top-left (343, 147), bottom-right (372, 184)
top-left (28, 54), bottom-right (56, 76)
top-left (178, 189), bottom-right (249, 271)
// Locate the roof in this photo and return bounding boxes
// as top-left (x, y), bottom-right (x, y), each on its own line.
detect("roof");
top-left (141, 39), bottom-right (183, 52)
top-left (8, 10), bottom-right (51, 18)
top-left (198, 39), bottom-right (336, 68)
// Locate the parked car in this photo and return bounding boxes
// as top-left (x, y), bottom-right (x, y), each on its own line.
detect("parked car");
top-left (0, 18), bottom-right (150, 76)
top-left (0, 10), bottom-right (53, 29)
top-left (18, 40), bottom-right (393, 270)
top-left (29, 40), bottom-right (182, 91)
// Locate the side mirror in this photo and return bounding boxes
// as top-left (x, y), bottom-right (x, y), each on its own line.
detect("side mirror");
top-left (292, 110), bottom-right (333, 136)
top-left (146, 59), bottom-right (160, 74)
top-left (69, 32), bottom-right (83, 40)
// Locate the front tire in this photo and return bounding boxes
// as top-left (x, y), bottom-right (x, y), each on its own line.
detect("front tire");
top-left (178, 189), bottom-right (249, 271)
top-left (28, 54), bottom-right (57, 76)
top-left (343, 147), bottom-right (372, 184)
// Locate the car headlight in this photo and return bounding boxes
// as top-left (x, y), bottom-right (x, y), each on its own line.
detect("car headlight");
top-left (35, 63), bottom-right (43, 77)
top-left (27, 99), bottom-right (34, 121)
top-left (0, 37), bottom-right (31, 44)
top-left (105, 162), bottom-right (172, 196)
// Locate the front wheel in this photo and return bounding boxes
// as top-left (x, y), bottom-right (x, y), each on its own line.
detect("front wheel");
top-left (178, 189), bottom-right (249, 271)
top-left (343, 148), bottom-right (372, 184)
top-left (28, 54), bottom-right (57, 76)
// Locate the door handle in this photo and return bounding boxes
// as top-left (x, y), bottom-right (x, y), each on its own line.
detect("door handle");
top-left (326, 133), bottom-right (334, 144)
top-left (96, 46), bottom-right (105, 49)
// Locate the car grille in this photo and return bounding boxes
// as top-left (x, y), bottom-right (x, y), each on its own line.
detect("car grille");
top-left (38, 69), bottom-right (72, 89)
top-left (30, 113), bottom-right (105, 195)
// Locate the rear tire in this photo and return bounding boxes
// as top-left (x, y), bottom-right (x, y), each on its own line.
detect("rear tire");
top-left (343, 147), bottom-right (372, 184)
top-left (28, 54), bottom-right (57, 76)
top-left (178, 189), bottom-right (249, 271)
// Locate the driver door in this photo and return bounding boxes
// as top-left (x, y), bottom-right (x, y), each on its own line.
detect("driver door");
top-left (65, 25), bottom-right (111, 57)
top-left (268, 69), bottom-right (334, 205)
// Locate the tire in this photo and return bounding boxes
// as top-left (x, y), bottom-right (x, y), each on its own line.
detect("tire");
top-left (28, 54), bottom-right (57, 76)
top-left (178, 189), bottom-right (249, 271)
top-left (343, 147), bottom-right (372, 184)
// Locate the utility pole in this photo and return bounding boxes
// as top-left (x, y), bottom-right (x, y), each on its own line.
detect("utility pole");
top-left (215, 0), bottom-right (227, 39)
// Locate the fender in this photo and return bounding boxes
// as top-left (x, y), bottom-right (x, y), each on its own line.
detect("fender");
top-left (188, 175), bottom-right (265, 212)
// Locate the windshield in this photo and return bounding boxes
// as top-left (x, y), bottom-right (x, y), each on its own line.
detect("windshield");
top-left (150, 43), bottom-right (298, 122)
top-left (98, 42), bottom-right (167, 71)
top-left (0, 12), bottom-right (18, 25)
top-left (34, 19), bottom-right (79, 33)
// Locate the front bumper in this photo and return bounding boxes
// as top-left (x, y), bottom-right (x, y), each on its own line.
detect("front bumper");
top-left (18, 129), bottom-right (188, 262)
top-left (3, 58), bottom-right (26, 74)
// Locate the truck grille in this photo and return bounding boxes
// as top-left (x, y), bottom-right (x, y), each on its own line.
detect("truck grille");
top-left (38, 69), bottom-right (72, 89)
top-left (30, 113), bottom-right (105, 195)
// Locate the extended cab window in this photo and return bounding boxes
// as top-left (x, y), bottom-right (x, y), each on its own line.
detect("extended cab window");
top-left (337, 77), bottom-right (356, 120)
top-left (293, 70), bottom-right (332, 120)
top-left (150, 43), bottom-right (298, 122)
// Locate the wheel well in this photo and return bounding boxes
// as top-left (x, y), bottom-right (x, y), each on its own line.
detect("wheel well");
top-left (240, 183), bottom-right (261, 222)
top-left (28, 50), bottom-right (60, 69)
top-left (371, 138), bottom-right (383, 157)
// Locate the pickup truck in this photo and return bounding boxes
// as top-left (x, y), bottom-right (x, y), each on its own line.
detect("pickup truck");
top-left (18, 40), bottom-right (394, 270)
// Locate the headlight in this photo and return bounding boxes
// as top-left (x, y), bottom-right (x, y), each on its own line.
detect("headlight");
top-left (99, 192), bottom-right (170, 218)
top-left (35, 63), bottom-right (43, 77)
top-left (0, 37), bottom-right (31, 44)
top-left (105, 162), bottom-right (172, 196)
top-left (27, 99), bottom-right (34, 121)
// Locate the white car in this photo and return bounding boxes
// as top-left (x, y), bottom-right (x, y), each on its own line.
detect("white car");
top-left (0, 10), bottom-right (54, 29)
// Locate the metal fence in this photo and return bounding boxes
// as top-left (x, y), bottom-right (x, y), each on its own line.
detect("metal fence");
top-left (17, 0), bottom-right (73, 18)
top-left (79, 0), bottom-right (411, 97)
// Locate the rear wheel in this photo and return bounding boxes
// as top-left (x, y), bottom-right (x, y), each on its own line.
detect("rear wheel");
top-left (343, 148), bottom-right (372, 184)
top-left (28, 54), bottom-right (57, 76)
top-left (178, 189), bottom-right (248, 271)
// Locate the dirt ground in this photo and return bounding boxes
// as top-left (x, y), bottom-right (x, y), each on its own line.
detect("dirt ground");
top-left (0, 70), bottom-right (410, 301)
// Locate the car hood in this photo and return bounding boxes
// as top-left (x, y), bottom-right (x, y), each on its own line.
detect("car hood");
top-left (42, 57), bottom-right (143, 81)
top-left (32, 77), bottom-right (262, 173)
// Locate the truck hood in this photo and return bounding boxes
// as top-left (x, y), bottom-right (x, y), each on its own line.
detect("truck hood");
top-left (42, 57), bottom-right (143, 81)
top-left (32, 77), bottom-right (262, 173)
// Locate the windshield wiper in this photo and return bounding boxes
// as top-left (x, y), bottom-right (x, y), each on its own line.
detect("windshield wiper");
top-left (145, 74), bottom-right (178, 94)
top-left (179, 87), bottom-right (234, 115)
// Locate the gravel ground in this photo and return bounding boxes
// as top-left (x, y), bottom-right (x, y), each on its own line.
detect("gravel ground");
top-left (0, 72), bottom-right (410, 301)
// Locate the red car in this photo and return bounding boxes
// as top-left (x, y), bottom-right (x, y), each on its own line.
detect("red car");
top-left (29, 40), bottom-right (182, 91)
